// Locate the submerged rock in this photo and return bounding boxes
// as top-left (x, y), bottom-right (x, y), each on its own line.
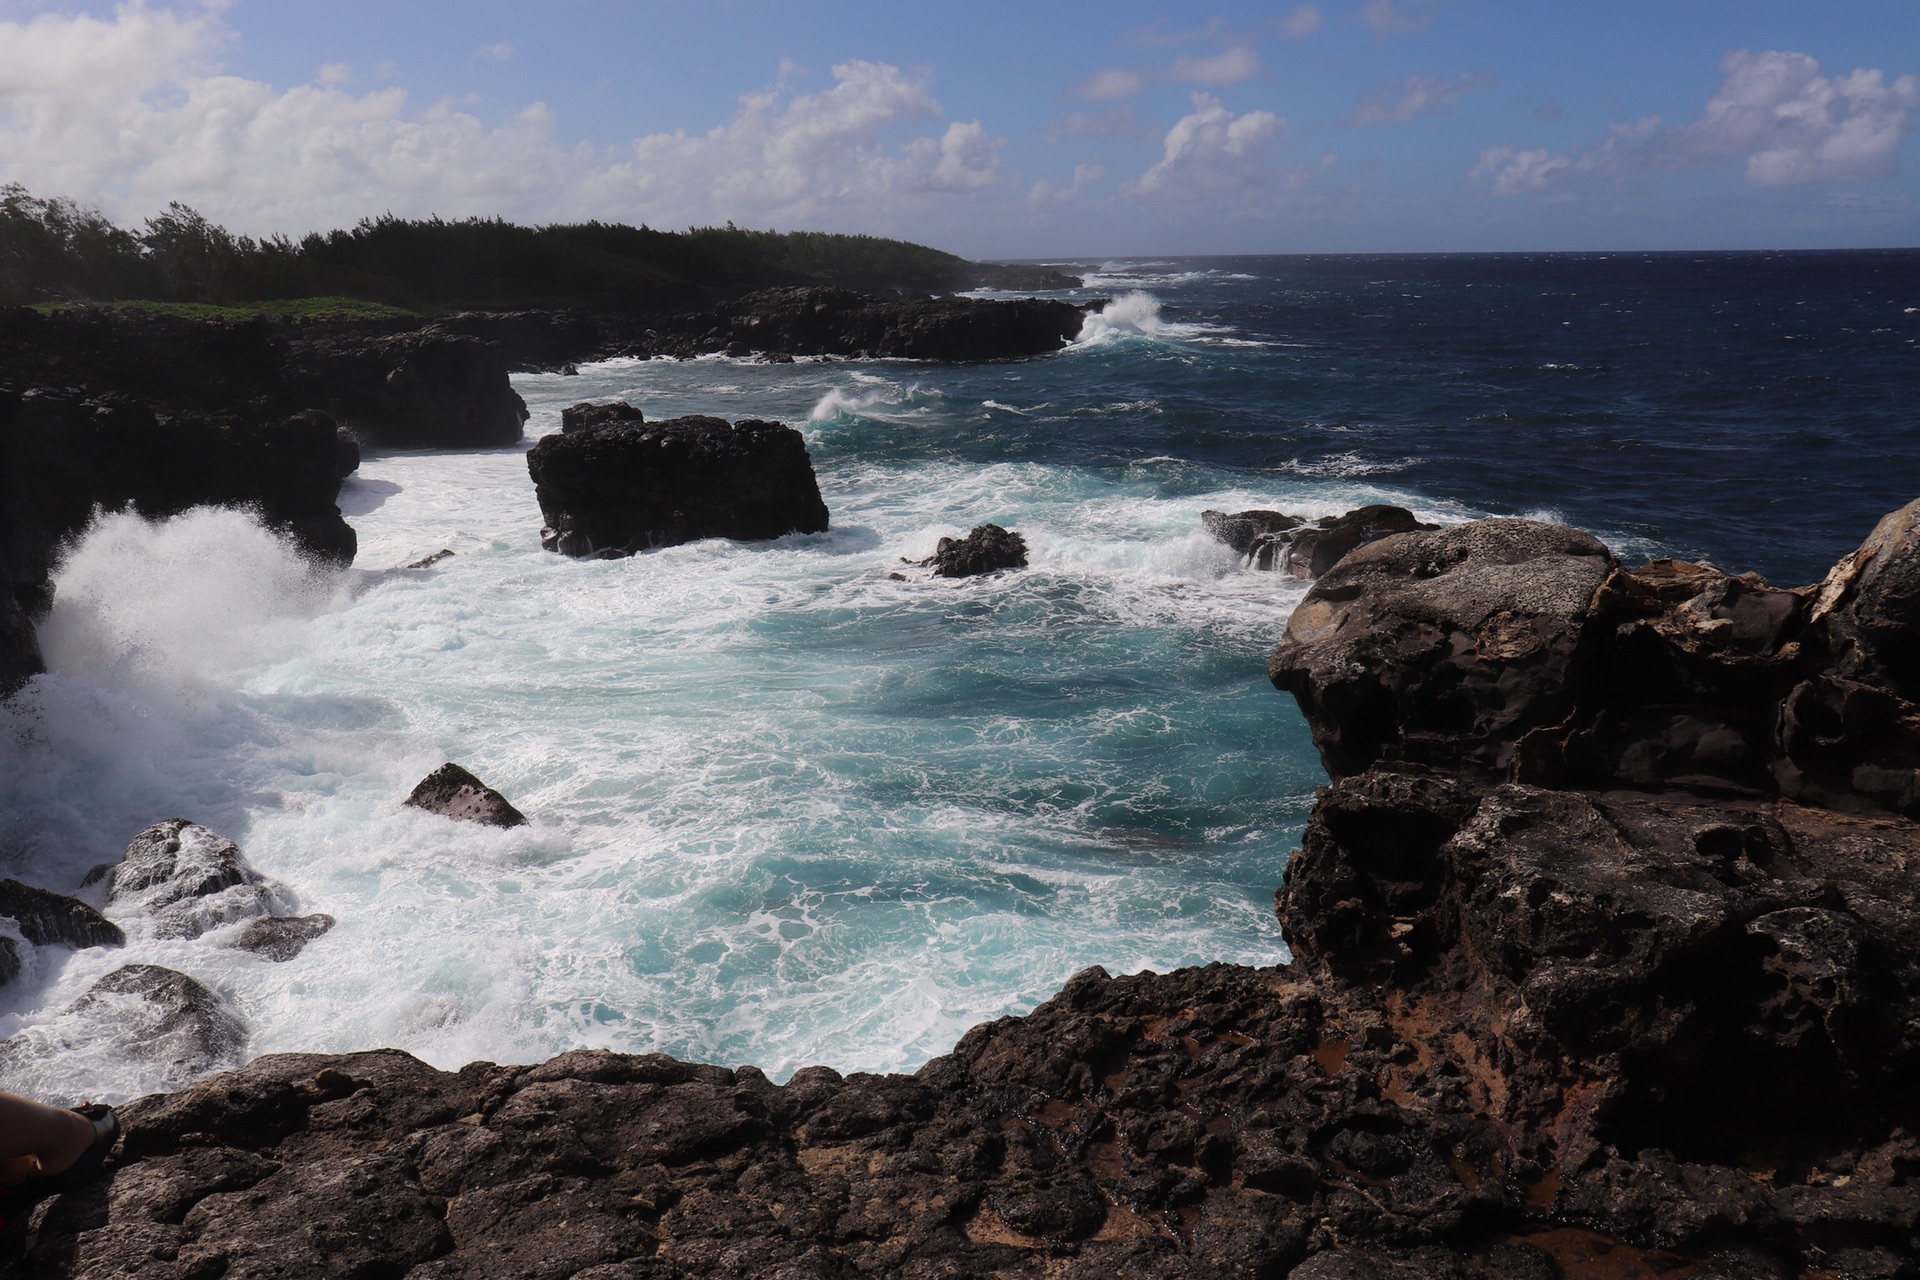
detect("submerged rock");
top-left (0, 965), bottom-right (246, 1100)
top-left (914, 523), bottom-right (1029, 578)
top-left (88, 819), bottom-right (290, 941)
top-left (404, 762), bottom-right (528, 828)
top-left (224, 913), bottom-right (336, 962)
top-left (527, 415), bottom-right (829, 557)
top-left (560, 398), bottom-right (644, 434)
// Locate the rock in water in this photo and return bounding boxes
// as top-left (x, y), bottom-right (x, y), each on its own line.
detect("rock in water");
top-left (224, 913), bottom-right (337, 962)
top-left (89, 819), bottom-right (290, 940)
top-left (404, 762), bottom-right (528, 827)
top-left (0, 880), bottom-right (125, 950)
top-left (0, 965), bottom-right (246, 1099)
top-left (560, 398), bottom-right (644, 434)
top-left (527, 415), bottom-right (829, 557)
top-left (915, 524), bottom-right (1029, 578)
top-left (1199, 508), bottom-right (1303, 558)
top-left (1201, 504), bottom-right (1435, 575)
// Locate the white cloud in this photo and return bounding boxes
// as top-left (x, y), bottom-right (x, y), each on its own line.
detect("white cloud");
top-left (1473, 50), bottom-right (1915, 196)
top-left (1675, 49), bottom-right (1918, 186)
top-left (1469, 145), bottom-right (1571, 195)
top-left (473, 42), bottom-right (516, 65)
top-left (1029, 162), bottom-right (1104, 206)
top-left (1073, 68), bottom-right (1144, 102)
top-left (1130, 93), bottom-right (1285, 201)
top-left (316, 62), bottom-right (352, 87)
top-left (1359, 0), bottom-right (1431, 36)
top-left (1278, 6), bottom-right (1323, 40)
top-left (1350, 71), bottom-right (1494, 126)
top-left (0, 7), bottom-right (1008, 234)
top-left (1169, 47), bottom-right (1260, 89)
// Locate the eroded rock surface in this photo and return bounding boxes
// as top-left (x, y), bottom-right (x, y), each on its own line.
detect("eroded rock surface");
top-left (404, 763), bottom-right (529, 828)
top-left (89, 819), bottom-right (290, 941)
top-left (0, 966), bottom-right (246, 1103)
top-left (639, 288), bottom-right (1089, 362)
top-left (527, 415), bottom-right (829, 557)
top-left (561, 398), bottom-right (645, 434)
top-left (223, 913), bottom-right (336, 962)
top-left (914, 524), bottom-right (1030, 578)
top-left (14, 503), bottom-right (1920, 1277)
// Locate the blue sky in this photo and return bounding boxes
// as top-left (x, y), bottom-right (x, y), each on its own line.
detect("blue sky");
top-left (1, 1), bottom-right (1916, 255)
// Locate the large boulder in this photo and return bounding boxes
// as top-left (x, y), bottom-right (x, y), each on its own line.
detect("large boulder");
top-left (87, 819), bottom-right (290, 941)
top-left (0, 965), bottom-right (247, 1101)
top-left (560, 398), bottom-right (644, 434)
top-left (1269, 518), bottom-right (1616, 781)
top-left (527, 415), bottom-right (829, 557)
top-left (224, 913), bottom-right (336, 962)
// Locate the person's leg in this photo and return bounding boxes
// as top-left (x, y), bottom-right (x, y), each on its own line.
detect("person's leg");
top-left (0, 1093), bottom-right (98, 1187)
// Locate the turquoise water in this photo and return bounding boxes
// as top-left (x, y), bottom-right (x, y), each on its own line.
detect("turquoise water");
top-left (2, 252), bottom-right (1914, 1101)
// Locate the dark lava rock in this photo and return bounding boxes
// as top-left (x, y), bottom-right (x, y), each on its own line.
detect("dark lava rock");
top-left (288, 328), bottom-right (529, 448)
top-left (404, 762), bottom-right (528, 827)
top-left (1270, 518), bottom-right (1616, 781)
top-left (915, 523), bottom-right (1029, 577)
top-left (404, 548), bottom-right (456, 569)
top-left (561, 398), bottom-right (645, 434)
top-left (88, 819), bottom-right (289, 941)
top-left (0, 879), bottom-right (124, 950)
top-left (1203, 505), bottom-right (1436, 576)
top-left (527, 415), bottom-right (829, 557)
top-left (20, 500), bottom-right (1920, 1279)
top-left (1201, 508), bottom-right (1304, 557)
top-left (642, 287), bottom-right (1088, 362)
top-left (223, 913), bottom-right (337, 962)
top-left (0, 965), bottom-right (246, 1098)
top-left (436, 309), bottom-right (603, 373)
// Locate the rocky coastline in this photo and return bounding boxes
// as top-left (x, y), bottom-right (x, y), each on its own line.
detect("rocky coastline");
top-left (5, 493), bottom-right (1916, 1276)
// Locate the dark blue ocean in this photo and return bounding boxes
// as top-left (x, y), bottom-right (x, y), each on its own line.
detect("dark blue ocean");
top-left (2, 251), bottom-right (1916, 1101)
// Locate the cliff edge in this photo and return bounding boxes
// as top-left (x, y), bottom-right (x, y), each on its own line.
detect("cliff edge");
top-left (10, 503), bottom-right (1920, 1278)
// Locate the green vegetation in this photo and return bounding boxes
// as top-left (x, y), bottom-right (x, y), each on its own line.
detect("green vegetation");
top-left (0, 185), bottom-right (975, 313)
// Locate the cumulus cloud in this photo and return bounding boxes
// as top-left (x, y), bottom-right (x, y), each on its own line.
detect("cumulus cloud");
top-left (473, 42), bottom-right (516, 65)
top-left (1073, 68), bottom-right (1144, 102)
top-left (0, 6), bottom-right (1010, 234)
top-left (1029, 162), bottom-right (1105, 206)
top-left (1169, 47), bottom-right (1260, 88)
top-left (1676, 49), bottom-right (1918, 186)
top-left (1349, 71), bottom-right (1493, 125)
top-left (1278, 6), bottom-right (1323, 40)
top-left (1129, 93), bottom-right (1285, 201)
top-left (1359, 0), bottom-right (1431, 36)
top-left (1473, 50), bottom-right (1916, 196)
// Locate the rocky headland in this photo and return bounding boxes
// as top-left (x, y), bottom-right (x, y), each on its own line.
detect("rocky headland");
top-left (7, 499), bottom-right (1917, 1278)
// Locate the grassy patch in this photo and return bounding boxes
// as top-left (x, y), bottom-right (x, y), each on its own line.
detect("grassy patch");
top-left (30, 296), bottom-right (422, 323)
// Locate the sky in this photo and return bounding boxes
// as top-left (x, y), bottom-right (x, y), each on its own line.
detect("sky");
top-left (0, 0), bottom-right (1917, 257)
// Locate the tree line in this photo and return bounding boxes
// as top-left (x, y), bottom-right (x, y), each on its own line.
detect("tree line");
top-left (0, 186), bottom-right (976, 312)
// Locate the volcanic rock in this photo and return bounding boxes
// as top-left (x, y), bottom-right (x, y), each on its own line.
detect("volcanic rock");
top-left (0, 965), bottom-right (246, 1101)
top-left (915, 524), bottom-right (1029, 577)
top-left (87, 819), bottom-right (290, 941)
top-left (527, 415), bottom-right (829, 557)
top-left (404, 762), bottom-right (528, 828)
top-left (1269, 518), bottom-right (1616, 780)
top-left (287, 328), bottom-right (529, 449)
top-left (223, 913), bottom-right (336, 962)
top-left (0, 879), bottom-right (125, 987)
top-left (560, 398), bottom-right (644, 434)
top-left (1200, 508), bottom-right (1304, 557)
top-left (1202, 505), bottom-right (1436, 576)
top-left (641, 287), bottom-right (1088, 361)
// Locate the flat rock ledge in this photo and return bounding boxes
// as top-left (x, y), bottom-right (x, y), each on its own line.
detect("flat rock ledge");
top-left (13, 503), bottom-right (1920, 1279)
